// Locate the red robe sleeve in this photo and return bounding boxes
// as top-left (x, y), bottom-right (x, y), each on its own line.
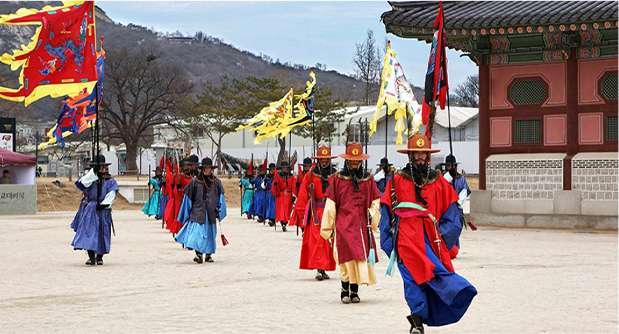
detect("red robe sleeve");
top-left (294, 173), bottom-right (311, 219)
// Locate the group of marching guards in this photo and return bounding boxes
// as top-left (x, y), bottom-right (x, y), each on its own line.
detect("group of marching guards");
top-left (69, 132), bottom-right (477, 334)
top-left (238, 133), bottom-right (477, 333)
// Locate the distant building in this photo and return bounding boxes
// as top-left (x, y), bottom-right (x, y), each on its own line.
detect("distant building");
top-left (153, 105), bottom-right (480, 173)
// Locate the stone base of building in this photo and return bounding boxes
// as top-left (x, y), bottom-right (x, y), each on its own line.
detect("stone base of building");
top-left (468, 212), bottom-right (617, 230)
top-left (470, 189), bottom-right (618, 229)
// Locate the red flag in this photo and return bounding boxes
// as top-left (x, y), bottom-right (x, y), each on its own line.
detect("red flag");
top-left (262, 158), bottom-right (267, 172)
top-left (297, 163), bottom-right (302, 176)
top-left (422, 1), bottom-right (449, 125)
top-left (248, 154), bottom-right (254, 175)
top-left (0, 2), bottom-right (98, 106)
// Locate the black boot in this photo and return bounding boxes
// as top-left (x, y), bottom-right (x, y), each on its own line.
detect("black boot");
top-left (95, 254), bottom-right (103, 265)
top-left (204, 254), bottom-right (214, 262)
top-left (407, 314), bottom-right (424, 334)
top-left (268, 219), bottom-right (275, 227)
top-left (281, 222), bottom-right (287, 232)
top-left (85, 250), bottom-right (96, 266)
top-left (193, 251), bottom-right (203, 264)
top-left (340, 281), bottom-right (350, 304)
top-left (350, 283), bottom-right (360, 303)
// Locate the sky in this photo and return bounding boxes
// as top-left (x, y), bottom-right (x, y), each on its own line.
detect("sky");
top-left (97, 1), bottom-right (478, 89)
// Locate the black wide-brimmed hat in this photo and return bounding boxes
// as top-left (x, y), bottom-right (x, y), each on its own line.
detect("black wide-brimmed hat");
top-left (377, 157), bottom-right (393, 166)
top-left (301, 157), bottom-right (313, 166)
top-left (185, 155), bottom-right (200, 165)
top-left (442, 154), bottom-right (460, 166)
top-left (268, 163), bottom-right (276, 169)
top-left (278, 161), bottom-right (291, 168)
top-left (155, 167), bottom-right (163, 173)
top-left (199, 157), bottom-right (217, 168)
top-left (89, 155), bottom-right (111, 166)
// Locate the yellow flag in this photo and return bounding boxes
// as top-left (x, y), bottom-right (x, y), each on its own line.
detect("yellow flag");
top-left (236, 87), bottom-right (294, 144)
top-left (372, 43), bottom-right (422, 147)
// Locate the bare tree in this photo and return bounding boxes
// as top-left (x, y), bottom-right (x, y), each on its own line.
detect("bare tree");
top-left (353, 29), bottom-right (381, 105)
top-left (450, 75), bottom-right (479, 107)
top-left (99, 47), bottom-right (193, 173)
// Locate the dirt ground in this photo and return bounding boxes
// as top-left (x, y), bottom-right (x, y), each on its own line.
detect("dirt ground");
top-left (36, 176), bottom-right (246, 212)
top-left (0, 209), bottom-right (616, 334)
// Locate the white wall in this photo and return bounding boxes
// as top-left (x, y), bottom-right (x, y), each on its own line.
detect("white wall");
top-left (433, 141), bottom-right (479, 174)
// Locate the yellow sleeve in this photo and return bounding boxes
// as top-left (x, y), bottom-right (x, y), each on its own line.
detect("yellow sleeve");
top-left (369, 198), bottom-right (381, 232)
top-left (320, 198), bottom-right (337, 240)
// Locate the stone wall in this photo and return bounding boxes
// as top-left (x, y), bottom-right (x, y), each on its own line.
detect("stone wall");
top-left (572, 153), bottom-right (618, 201)
top-left (486, 153), bottom-right (564, 199)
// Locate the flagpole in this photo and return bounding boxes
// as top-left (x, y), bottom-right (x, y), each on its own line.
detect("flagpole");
top-left (447, 92), bottom-right (453, 158)
top-left (384, 109), bottom-right (388, 158)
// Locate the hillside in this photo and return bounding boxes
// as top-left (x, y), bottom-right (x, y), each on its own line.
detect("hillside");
top-left (0, 2), bottom-right (423, 122)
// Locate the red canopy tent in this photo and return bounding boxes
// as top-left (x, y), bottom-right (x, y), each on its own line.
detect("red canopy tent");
top-left (0, 147), bottom-right (36, 166)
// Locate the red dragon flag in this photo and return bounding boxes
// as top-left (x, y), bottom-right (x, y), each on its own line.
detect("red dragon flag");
top-left (0, 1), bottom-right (98, 106)
top-left (421, 1), bottom-right (449, 126)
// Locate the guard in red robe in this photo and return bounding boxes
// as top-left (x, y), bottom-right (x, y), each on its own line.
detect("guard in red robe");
top-left (289, 157), bottom-right (313, 228)
top-left (165, 158), bottom-right (189, 236)
top-left (321, 143), bottom-right (382, 304)
top-left (295, 147), bottom-right (337, 281)
top-left (271, 161), bottom-right (296, 232)
top-left (163, 159), bottom-right (180, 235)
top-left (378, 134), bottom-right (477, 334)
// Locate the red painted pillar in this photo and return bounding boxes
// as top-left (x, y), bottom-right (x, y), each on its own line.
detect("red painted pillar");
top-left (564, 48), bottom-right (579, 190)
top-left (479, 55), bottom-right (490, 190)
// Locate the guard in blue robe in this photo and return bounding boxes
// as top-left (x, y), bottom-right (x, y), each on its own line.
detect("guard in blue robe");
top-left (251, 169), bottom-right (265, 222)
top-left (442, 154), bottom-right (472, 258)
top-left (373, 157), bottom-right (393, 194)
top-left (72, 155), bottom-right (118, 266)
top-left (263, 163), bottom-right (276, 225)
top-left (142, 167), bottom-right (163, 217)
top-left (175, 157), bottom-right (227, 263)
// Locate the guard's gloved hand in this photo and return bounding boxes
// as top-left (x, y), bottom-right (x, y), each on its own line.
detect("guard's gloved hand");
top-left (176, 184), bottom-right (182, 190)
top-left (96, 204), bottom-right (109, 211)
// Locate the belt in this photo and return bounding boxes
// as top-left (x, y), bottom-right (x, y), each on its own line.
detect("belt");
top-left (257, 189), bottom-right (266, 192)
top-left (315, 198), bottom-right (326, 203)
top-left (282, 190), bottom-right (292, 193)
top-left (245, 187), bottom-right (255, 191)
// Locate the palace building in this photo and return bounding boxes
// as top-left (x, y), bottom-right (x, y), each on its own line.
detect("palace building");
top-left (381, 1), bottom-right (618, 228)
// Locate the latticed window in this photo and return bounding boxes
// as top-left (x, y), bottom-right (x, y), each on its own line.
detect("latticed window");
top-left (607, 116), bottom-right (618, 141)
top-left (514, 119), bottom-right (541, 143)
top-left (510, 80), bottom-right (546, 105)
top-left (601, 74), bottom-right (618, 100)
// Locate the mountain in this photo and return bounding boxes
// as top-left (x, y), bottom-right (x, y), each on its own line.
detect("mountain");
top-left (0, 1), bottom-right (383, 122)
